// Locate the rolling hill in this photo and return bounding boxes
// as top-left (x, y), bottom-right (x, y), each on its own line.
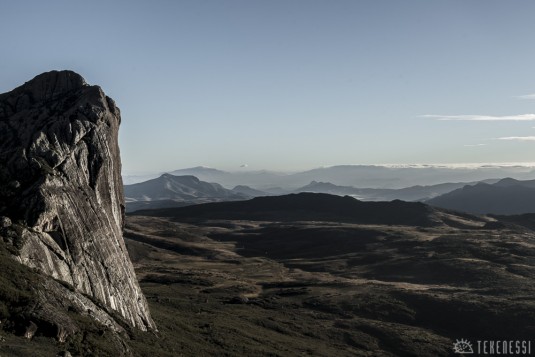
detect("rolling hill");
top-left (427, 178), bottom-right (535, 214)
top-left (122, 192), bottom-right (534, 356)
top-left (132, 192), bottom-right (486, 227)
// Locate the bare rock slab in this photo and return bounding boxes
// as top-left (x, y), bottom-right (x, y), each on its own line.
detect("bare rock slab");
top-left (0, 70), bottom-right (155, 331)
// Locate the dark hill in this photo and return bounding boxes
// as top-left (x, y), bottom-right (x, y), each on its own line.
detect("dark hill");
top-left (132, 192), bottom-right (443, 226)
top-left (493, 177), bottom-right (535, 188)
top-left (427, 178), bottom-right (535, 214)
top-left (295, 181), bottom-right (361, 196)
top-left (489, 213), bottom-right (535, 231)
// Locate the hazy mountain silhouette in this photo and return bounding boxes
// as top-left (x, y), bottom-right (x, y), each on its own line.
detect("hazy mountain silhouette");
top-left (168, 167), bottom-right (287, 189)
top-left (294, 180), bottom-right (497, 201)
top-left (492, 177), bottom-right (535, 188)
top-left (124, 164), bottom-right (533, 190)
top-left (124, 174), bottom-right (249, 211)
top-left (231, 185), bottom-right (270, 197)
top-left (427, 178), bottom-right (535, 214)
top-left (123, 166), bottom-right (231, 185)
top-left (168, 166), bottom-right (228, 181)
top-left (290, 165), bottom-right (532, 189)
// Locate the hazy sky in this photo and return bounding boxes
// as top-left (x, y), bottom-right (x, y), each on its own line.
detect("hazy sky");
top-left (2, 1), bottom-right (535, 174)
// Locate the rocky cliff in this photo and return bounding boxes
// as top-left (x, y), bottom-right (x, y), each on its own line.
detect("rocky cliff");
top-left (0, 70), bottom-right (155, 332)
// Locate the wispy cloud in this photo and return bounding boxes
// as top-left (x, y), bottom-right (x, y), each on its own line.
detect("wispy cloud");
top-left (497, 136), bottom-right (535, 141)
top-left (422, 114), bottom-right (535, 121)
top-left (464, 143), bottom-right (486, 147)
top-left (516, 94), bottom-right (535, 100)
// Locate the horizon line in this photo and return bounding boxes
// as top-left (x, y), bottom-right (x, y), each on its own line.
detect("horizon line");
top-left (122, 162), bottom-right (535, 176)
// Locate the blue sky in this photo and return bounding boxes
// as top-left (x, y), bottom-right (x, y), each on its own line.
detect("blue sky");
top-left (2, 1), bottom-right (535, 173)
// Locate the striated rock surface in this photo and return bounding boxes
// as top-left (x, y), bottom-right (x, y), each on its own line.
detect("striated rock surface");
top-left (0, 70), bottom-right (155, 331)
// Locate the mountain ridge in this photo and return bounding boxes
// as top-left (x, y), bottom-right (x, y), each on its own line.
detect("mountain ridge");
top-left (294, 179), bottom-right (498, 201)
top-left (124, 173), bottom-right (251, 212)
top-left (125, 173), bottom-right (248, 201)
top-left (131, 192), bottom-right (487, 227)
top-left (427, 177), bottom-right (535, 214)
top-left (124, 164), bottom-right (534, 189)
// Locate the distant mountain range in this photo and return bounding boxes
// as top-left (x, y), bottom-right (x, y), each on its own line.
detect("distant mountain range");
top-left (293, 180), bottom-right (497, 201)
top-left (291, 165), bottom-right (535, 189)
top-left (124, 173), bottom-right (498, 213)
top-left (124, 174), bottom-right (251, 212)
top-left (231, 185), bottom-right (270, 197)
top-left (427, 178), bottom-right (535, 214)
top-left (125, 173), bottom-right (535, 216)
top-left (123, 164), bottom-right (535, 190)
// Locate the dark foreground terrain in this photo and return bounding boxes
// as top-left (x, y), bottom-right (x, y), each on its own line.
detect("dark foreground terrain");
top-left (2, 195), bottom-right (535, 355)
top-left (122, 196), bottom-right (535, 356)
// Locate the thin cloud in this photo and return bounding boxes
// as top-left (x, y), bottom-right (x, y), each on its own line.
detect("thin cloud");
top-left (516, 94), bottom-right (535, 100)
top-left (422, 114), bottom-right (535, 121)
top-left (497, 136), bottom-right (535, 141)
top-left (463, 144), bottom-right (486, 147)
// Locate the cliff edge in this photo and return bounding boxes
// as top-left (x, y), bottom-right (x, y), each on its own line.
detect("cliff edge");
top-left (0, 70), bottom-right (155, 333)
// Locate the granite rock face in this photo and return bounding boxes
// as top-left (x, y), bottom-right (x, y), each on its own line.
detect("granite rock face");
top-left (0, 70), bottom-right (155, 331)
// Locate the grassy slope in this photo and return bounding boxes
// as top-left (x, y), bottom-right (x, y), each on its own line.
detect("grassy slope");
top-left (121, 214), bottom-right (535, 356)
top-left (2, 210), bottom-right (535, 356)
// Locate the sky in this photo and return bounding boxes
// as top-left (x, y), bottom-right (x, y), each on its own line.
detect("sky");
top-left (2, 1), bottom-right (535, 174)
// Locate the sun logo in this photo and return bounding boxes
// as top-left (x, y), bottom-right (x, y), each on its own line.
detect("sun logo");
top-left (453, 339), bottom-right (474, 354)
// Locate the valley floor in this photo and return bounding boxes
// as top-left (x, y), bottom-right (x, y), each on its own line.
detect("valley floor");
top-left (123, 215), bottom-right (535, 356)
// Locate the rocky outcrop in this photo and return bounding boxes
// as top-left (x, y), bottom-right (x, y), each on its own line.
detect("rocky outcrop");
top-left (0, 70), bottom-right (155, 331)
